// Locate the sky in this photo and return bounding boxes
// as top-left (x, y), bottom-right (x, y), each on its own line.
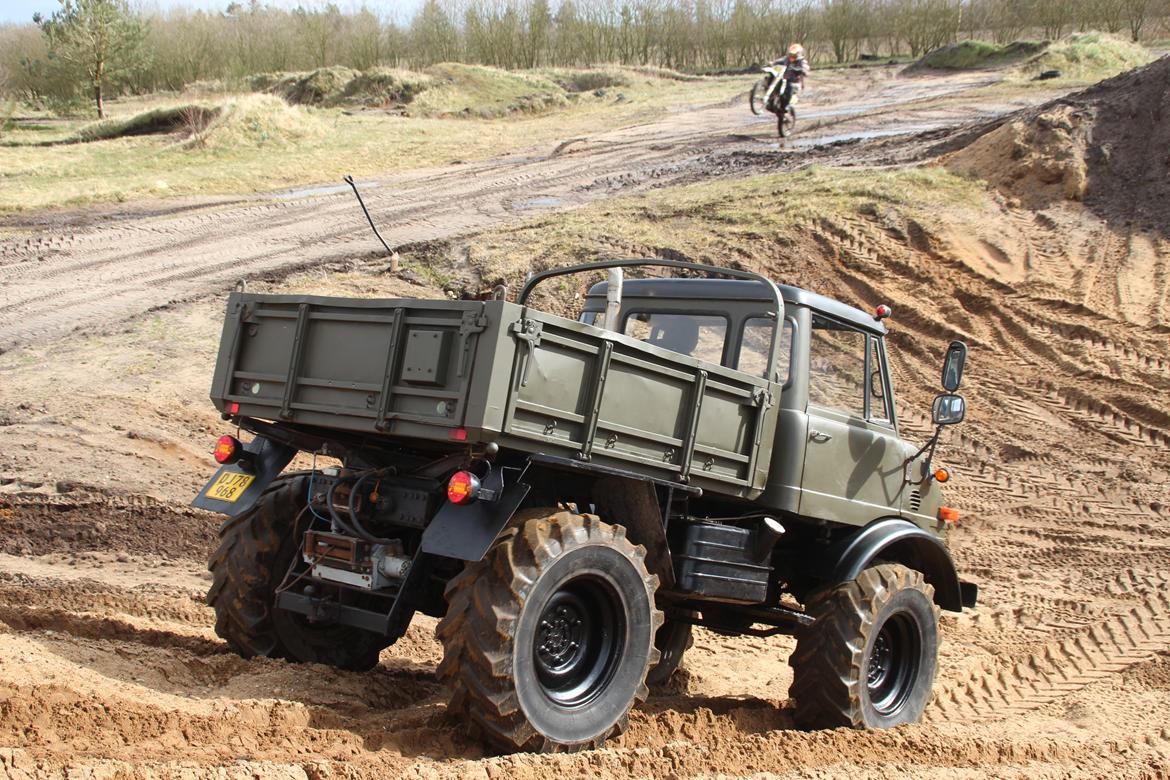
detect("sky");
top-left (0, 0), bottom-right (423, 26)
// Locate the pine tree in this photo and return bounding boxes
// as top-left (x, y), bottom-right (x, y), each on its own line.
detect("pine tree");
top-left (36, 0), bottom-right (145, 118)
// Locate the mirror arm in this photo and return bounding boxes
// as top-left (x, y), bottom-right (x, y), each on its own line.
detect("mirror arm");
top-left (902, 426), bottom-right (941, 486)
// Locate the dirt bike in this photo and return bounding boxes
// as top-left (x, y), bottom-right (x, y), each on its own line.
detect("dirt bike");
top-left (750, 66), bottom-right (797, 138)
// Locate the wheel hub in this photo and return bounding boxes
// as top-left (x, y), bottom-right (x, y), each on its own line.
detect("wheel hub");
top-left (537, 602), bottom-right (586, 670)
top-left (867, 631), bottom-right (892, 688)
top-left (532, 578), bottom-right (624, 708)
top-left (865, 613), bottom-right (922, 716)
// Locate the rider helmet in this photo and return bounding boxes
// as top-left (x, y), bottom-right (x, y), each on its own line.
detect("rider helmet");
top-left (787, 43), bottom-right (804, 59)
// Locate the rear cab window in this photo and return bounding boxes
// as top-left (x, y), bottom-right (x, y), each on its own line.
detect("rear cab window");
top-left (624, 312), bottom-right (728, 364)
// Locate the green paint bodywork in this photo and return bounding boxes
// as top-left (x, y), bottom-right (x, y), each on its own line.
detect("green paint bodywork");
top-left (208, 281), bottom-right (946, 534)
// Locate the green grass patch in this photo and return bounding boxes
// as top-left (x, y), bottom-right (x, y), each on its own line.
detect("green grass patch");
top-left (1024, 32), bottom-right (1154, 80)
top-left (911, 33), bottom-right (1152, 80)
top-left (911, 40), bottom-right (1049, 71)
top-left (0, 71), bottom-right (743, 212)
top-left (408, 63), bottom-right (568, 118)
top-left (70, 104), bottom-right (217, 143)
top-left (447, 166), bottom-right (986, 291)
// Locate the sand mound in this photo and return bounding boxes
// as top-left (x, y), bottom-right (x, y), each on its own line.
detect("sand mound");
top-left (943, 105), bottom-right (1092, 206)
top-left (1026, 31), bottom-right (1153, 80)
top-left (408, 63), bottom-right (569, 118)
top-left (263, 66), bottom-right (359, 106)
top-left (910, 32), bottom-right (1151, 79)
top-left (250, 67), bottom-right (434, 108)
top-left (185, 94), bottom-right (323, 149)
top-left (941, 55), bottom-right (1170, 226)
top-left (908, 40), bottom-right (1047, 72)
top-left (1076, 54), bottom-right (1170, 232)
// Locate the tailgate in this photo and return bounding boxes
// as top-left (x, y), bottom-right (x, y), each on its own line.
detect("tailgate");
top-left (209, 293), bottom-right (491, 441)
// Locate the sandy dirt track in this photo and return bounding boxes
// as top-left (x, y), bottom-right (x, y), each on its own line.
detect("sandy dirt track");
top-left (0, 68), bottom-right (1048, 354)
top-left (2, 62), bottom-right (1170, 779)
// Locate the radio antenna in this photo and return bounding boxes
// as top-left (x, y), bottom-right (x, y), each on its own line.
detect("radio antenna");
top-left (344, 175), bottom-right (394, 259)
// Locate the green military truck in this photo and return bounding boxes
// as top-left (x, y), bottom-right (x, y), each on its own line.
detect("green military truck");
top-left (193, 259), bottom-right (975, 753)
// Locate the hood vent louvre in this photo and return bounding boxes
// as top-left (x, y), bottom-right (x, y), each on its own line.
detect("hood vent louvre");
top-left (909, 489), bottom-right (922, 511)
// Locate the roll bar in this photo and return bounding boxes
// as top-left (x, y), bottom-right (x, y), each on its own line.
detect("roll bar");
top-left (518, 258), bottom-right (787, 383)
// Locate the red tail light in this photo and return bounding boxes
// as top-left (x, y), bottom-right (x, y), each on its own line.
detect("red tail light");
top-left (447, 470), bottom-right (481, 504)
top-left (214, 435), bottom-right (242, 464)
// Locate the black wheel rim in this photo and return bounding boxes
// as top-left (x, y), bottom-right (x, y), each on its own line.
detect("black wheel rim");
top-left (533, 575), bottom-right (625, 708)
top-left (866, 612), bottom-right (922, 715)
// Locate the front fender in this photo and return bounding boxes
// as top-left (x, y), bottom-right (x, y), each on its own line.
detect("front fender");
top-left (827, 518), bottom-right (970, 612)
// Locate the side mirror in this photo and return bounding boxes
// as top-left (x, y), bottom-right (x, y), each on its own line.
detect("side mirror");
top-left (941, 340), bottom-right (967, 392)
top-left (932, 393), bottom-right (966, 426)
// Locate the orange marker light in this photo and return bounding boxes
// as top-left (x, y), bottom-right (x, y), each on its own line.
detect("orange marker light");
top-left (447, 470), bottom-right (481, 505)
top-left (934, 467), bottom-right (950, 483)
top-left (938, 506), bottom-right (960, 523)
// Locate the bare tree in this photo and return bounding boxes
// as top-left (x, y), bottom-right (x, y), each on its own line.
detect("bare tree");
top-left (1124, 0), bottom-right (1155, 39)
top-left (295, 4), bottom-right (344, 68)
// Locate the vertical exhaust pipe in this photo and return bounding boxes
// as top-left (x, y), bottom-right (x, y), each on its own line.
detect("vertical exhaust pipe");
top-left (605, 267), bottom-right (623, 332)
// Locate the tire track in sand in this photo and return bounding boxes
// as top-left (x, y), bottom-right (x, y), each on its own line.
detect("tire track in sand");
top-left (930, 569), bottom-right (1170, 723)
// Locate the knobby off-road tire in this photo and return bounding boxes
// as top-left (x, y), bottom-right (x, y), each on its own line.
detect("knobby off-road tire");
top-left (436, 509), bottom-right (663, 753)
top-left (778, 106), bottom-right (796, 138)
top-left (749, 77), bottom-right (769, 116)
top-left (207, 473), bottom-right (389, 671)
top-left (646, 612), bottom-right (695, 687)
top-left (788, 564), bottom-right (939, 729)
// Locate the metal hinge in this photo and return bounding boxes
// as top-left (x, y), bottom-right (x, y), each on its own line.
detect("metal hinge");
top-left (510, 318), bottom-right (543, 345)
top-left (511, 319), bottom-right (544, 387)
top-left (459, 310), bottom-right (489, 335)
top-left (456, 309), bottom-right (490, 378)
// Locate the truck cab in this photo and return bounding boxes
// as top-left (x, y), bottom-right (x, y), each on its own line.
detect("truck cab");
top-left (578, 277), bottom-right (945, 533)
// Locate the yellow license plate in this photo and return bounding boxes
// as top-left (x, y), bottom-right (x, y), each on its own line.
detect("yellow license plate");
top-left (206, 471), bottom-right (256, 502)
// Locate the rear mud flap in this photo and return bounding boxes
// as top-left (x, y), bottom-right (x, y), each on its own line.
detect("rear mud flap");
top-left (421, 471), bottom-right (530, 561)
top-left (191, 437), bottom-right (296, 517)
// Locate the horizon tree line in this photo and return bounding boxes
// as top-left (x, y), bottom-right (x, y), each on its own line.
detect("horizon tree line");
top-left (2, 0), bottom-right (1167, 115)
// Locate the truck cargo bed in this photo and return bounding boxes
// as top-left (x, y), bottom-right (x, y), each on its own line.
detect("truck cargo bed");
top-left (210, 293), bottom-right (779, 497)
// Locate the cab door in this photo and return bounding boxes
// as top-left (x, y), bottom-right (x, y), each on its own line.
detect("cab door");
top-left (797, 315), bottom-right (906, 526)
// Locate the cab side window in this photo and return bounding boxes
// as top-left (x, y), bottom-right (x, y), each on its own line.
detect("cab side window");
top-left (808, 315), bottom-right (866, 418)
top-left (737, 316), bottom-right (792, 383)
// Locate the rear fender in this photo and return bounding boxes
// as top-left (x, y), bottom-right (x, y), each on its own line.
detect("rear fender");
top-left (827, 518), bottom-right (970, 612)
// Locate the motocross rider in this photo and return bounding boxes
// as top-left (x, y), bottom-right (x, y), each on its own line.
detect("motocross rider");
top-left (771, 43), bottom-right (810, 106)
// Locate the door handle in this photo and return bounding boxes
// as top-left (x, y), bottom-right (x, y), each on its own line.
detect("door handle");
top-left (809, 430), bottom-right (833, 443)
